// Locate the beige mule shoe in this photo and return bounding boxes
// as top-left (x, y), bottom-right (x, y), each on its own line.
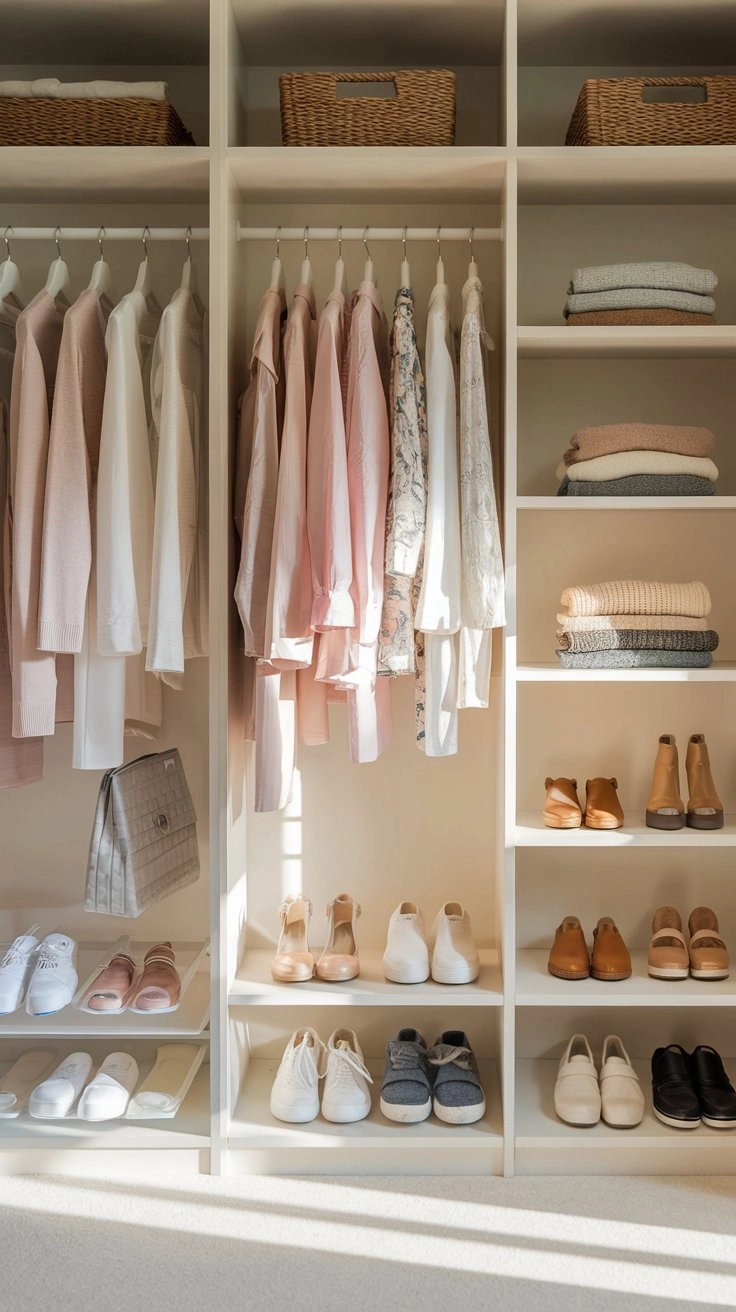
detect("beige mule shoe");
top-left (688, 906), bottom-right (730, 980)
top-left (543, 777), bottom-right (582, 829)
top-left (648, 906), bottom-right (689, 980)
top-left (315, 893), bottom-right (361, 982)
top-left (271, 896), bottom-right (314, 983)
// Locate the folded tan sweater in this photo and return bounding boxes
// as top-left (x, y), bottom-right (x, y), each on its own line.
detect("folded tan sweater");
top-left (557, 613), bottom-right (708, 633)
top-left (566, 309), bottom-right (716, 327)
top-left (556, 451), bottom-right (718, 483)
top-left (559, 580), bottom-right (711, 618)
top-left (564, 423), bottom-right (715, 467)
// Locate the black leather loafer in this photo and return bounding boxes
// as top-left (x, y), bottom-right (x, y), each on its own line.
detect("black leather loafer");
top-left (651, 1044), bottom-right (701, 1129)
top-left (691, 1045), bottom-right (736, 1129)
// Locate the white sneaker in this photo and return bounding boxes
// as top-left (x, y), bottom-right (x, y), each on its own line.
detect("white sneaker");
top-left (431, 902), bottom-right (480, 984)
top-left (322, 1028), bottom-right (373, 1124)
top-left (600, 1035), bottom-right (645, 1128)
top-left (383, 902), bottom-right (430, 984)
top-left (0, 931), bottom-right (40, 1014)
top-left (28, 1051), bottom-right (93, 1119)
top-left (270, 1028), bottom-right (325, 1123)
top-left (554, 1034), bottom-right (601, 1126)
top-left (77, 1052), bottom-right (140, 1122)
top-left (26, 933), bottom-right (78, 1016)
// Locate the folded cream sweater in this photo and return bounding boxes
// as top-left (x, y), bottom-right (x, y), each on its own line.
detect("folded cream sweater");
top-left (557, 451), bottom-right (718, 483)
top-left (559, 580), bottom-right (711, 618)
top-left (557, 612), bottom-right (707, 633)
top-left (564, 423), bottom-right (715, 466)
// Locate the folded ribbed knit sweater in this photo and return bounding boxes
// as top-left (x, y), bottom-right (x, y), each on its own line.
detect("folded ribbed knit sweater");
top-left (556, 649), bottom-right (713, 669)
top-left (564, 423), bottom-right (715, 466)
top-left (557, 612), bottom-right (707, 633)
top-left (565, 289), bottom-right (716, 317)
top-left (556, 628), bottom-right (719, 653)
top-left (569, 262), bottom-right (718, 296)
top-left (557, 474), bottom-right (715, 497)
top-left (560, 580), bottom-right (711, 618)
top-left (567, 309), bottom-right (716, 327)
top-left (557, 452), bottom-right (719, 483)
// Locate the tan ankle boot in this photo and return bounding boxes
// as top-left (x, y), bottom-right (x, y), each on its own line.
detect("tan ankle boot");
top-left (646, 734), bottom-right (685, 830)
top-left (686, 734), bottom-right (723, 830)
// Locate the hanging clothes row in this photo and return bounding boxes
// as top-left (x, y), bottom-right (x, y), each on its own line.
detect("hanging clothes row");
top-left (0, 228), bottom-right (208, 789)
top-left (234, 229), bottom-right (505, 813)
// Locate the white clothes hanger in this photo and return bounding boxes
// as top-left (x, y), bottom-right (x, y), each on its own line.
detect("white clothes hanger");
top-left (300, 226), bottom-right (313, 289)
top-left (332, 226), bottom-right (347, 294)
top-left (467, 226), bottom-right (479, 280)
top-left (179, 226), bottom-right (206, 316)
top-left (132, 226), bottom-right (160, 314)
top-left (269, 226), bottom-right (286, 293)
top-left (435, 227), bottom-right (445, 287)
top-left (0, 228), bottom-right (25, 313)
top-left (362, 227), bottom-right (374, 284)
top-left (88, 226), bottom-right (114, 311)
top-left (44, 227), bottom-right (70, 307)
top-left (400, 226), bottom-right (411, 289)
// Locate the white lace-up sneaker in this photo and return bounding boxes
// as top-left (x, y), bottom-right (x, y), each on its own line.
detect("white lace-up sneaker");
top-left (270, 1028), bottom-right (325, 1123)
top-left (382, 902), bottom-right (430, 984)
top-left (25, 933), bottom-right (78, 1016)
top-left (0, 930), bottom-right (40, 1014)
top-left (431, 902), bottom-right (480, 984)
top-left (322, 1028), bottom-right (373, 1123)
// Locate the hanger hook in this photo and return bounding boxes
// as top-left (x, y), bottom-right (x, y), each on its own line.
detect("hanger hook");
top-left (337, 225), bottom-right (342, 259)
top-left (97, 225), bottom-right (105, 260)
top-left (3, 225), bottom-right (12, 261)
top-left (303, 226), bottom-right (309, 259)
top-left (54, 226), bottom-right (62, 259)
top-left (363, 226), bottom-right (371, 260)
top-left (468, 226), bottom-right (475, 262)
top-left (436, 226), bottom-right (442, 258)
top-left (142, 225), bottom-right (150, 258)
top-left (275, 225), bottom-right (281, 259)
top-left (185, 225), bottom-right (192, 259)
top-left (402, 225), bottom-right (408, 260)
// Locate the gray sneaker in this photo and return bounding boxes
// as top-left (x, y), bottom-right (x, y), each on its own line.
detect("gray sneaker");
top-left (379, 1028), bottom-right (432, 1123)
top-left (429, 1030), bottom-right (486, 1124)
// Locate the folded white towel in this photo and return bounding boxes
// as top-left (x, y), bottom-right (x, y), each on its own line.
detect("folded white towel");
top-left (0, 79), bottom-right (167, 101)
top-left (556, 451), bottom-right (719, 484)
top-left (569, 262), bottom-right (718, 296)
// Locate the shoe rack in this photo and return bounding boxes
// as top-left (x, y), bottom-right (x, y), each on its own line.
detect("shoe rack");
top-left (2, 0), bottom-right (736, 1178)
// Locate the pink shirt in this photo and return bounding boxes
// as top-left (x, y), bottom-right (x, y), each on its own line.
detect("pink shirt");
top-left (307, 289), bottom-right (353, 632)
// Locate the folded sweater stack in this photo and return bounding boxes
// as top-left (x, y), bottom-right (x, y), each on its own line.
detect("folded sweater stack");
top-left (556, 580), bottom-right (718, 669)
top-left (564, 262), bottom-right (718, 327)
top-left (556, 423), bottom-right (718, 498)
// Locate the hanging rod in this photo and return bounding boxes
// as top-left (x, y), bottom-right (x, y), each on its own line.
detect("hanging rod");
top-left (0, 227), bottom-right (209, 241)
top-left (236, 224), bottom-right (503, 243)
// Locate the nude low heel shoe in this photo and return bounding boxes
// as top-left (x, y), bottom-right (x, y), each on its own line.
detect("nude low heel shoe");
top-left (315, 893), bottom-right (361, 982)
top-left (686, 734), bottom-right (724, 830)
top-left (591, 917), bottom-right (631, 981)
top-left (646, 734), bottom-right (685, 830)
top-left (584, 778), bottom-right (624, 830)
top-left (271, 896), bottom-right (314, 983)
top-left (543, 777), bottom-right (582, 829)
top-left (688, 906), bottom-right (730, 980)
top-left (648, 906), bottom-right (689, 980)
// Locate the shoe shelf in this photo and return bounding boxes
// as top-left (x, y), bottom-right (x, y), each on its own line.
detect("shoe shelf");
top-left (516, 662), bottom-right (736, 682)
top-left (515, 813), bottom-right (736, 847)
top-left (229, 1058), bottom-right (503, 1175)
top-left (516, 950), bottom-right (736, 1007)
top-left (0, 941), bottom-right (211, 1038)
top-left (516, 327), bottom-right (736, 360)
top-left (229, 948), bottom-right (502, 1007)
top-left (516, 497), bottom-right (736, 511)
top-left (514, 1059), bottom-right (736, 1176)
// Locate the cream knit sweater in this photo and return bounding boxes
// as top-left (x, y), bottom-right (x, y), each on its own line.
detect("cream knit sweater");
top-left (560, 580), bottom-right (711, 618)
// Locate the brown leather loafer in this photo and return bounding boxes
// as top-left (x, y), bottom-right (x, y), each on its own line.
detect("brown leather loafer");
top-left (585, 777), bottom-right (624, 830)
top-left (543, 777), bottom-right (582, 829)
top-left (591, 917), bottom-right (632, 981)
top-left (548, 915), bottom-right (590, 980)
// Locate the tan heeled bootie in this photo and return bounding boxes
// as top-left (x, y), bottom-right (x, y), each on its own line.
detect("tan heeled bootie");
top-left (686, 734), bottom-right (723, 830)
top-left (646, 734), bottom-right (685, 830)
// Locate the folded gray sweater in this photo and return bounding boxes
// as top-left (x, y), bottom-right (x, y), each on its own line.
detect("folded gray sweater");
top-left (569, 262), bottom-right (718, 296)
top-left (558, 474), bottom-right (715, 497)
top-left (557, 629), bottom-right (720, 653)
top-left (556, 649), bottom-right (713, 669)
top-left (565, 288), bottom-right (716, 317)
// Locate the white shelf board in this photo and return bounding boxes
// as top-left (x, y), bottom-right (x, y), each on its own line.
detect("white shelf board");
top-left (516, 811), bottom-right (736, 848)
top-left (516, 662), bottom-right (736, 683)
top-left (517, 949), bottom-right (736, 1007)
top-left (230, 1057), bottom-right (502, 1149)
top-left (517, 496), bottom-right (736, 511)
top-left (518, 146), bottom-right (736, 205)
top-left (227, 147), bottom-right (506, 202)
top-left (229, 948), bottom-right (502, 1007)
top-left (0, 1064), bottom-right (210, 1150)
top-left (517, 0), bottom-right (736, 65)
top-left (517, 326), bottom-right (736, 360)
top-left (0, 147), bottom-right (210, 203)
top-left (516, 1057), bottom-right (736, 1151)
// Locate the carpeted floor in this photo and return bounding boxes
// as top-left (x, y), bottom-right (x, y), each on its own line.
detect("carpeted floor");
top-left (2, 1173), bottom-right (736, 1310)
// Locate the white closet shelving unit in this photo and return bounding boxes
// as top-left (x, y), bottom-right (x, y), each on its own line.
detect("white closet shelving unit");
top-left (3, 0), bottom-right (736, 1178)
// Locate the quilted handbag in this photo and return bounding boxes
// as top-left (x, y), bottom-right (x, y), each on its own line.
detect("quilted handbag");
top-left (85, 749), bottom-right (200, 918)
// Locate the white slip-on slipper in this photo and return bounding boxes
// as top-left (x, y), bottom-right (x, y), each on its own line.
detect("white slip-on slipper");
top-left (28, 1052), bottom-right (93, 1119)
top-left (77, 1052), bottom-right (140, 1121)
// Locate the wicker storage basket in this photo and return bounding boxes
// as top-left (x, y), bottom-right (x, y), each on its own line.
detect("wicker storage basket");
top-left (279, 70), bottom-right (456, 147)
top-left (566, 76), bottom-right (736, 146)
top-left (0, 96), bottom-right (195, 146)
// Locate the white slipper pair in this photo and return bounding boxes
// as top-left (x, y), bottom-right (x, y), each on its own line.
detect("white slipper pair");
top-left (27, 1052), bottom-right (139, 1121)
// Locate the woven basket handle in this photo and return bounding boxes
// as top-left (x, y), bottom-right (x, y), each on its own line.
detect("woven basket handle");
top-left (332, 71), bottom-right (401, 100)
top-left (635, 75), bottom-right (711, 107)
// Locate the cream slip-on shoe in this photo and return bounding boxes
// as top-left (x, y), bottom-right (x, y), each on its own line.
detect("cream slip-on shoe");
top-left (600, 1035), bottom-right (645, 1128)
top-left (553, 1034), bottom-right (601, 1126)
